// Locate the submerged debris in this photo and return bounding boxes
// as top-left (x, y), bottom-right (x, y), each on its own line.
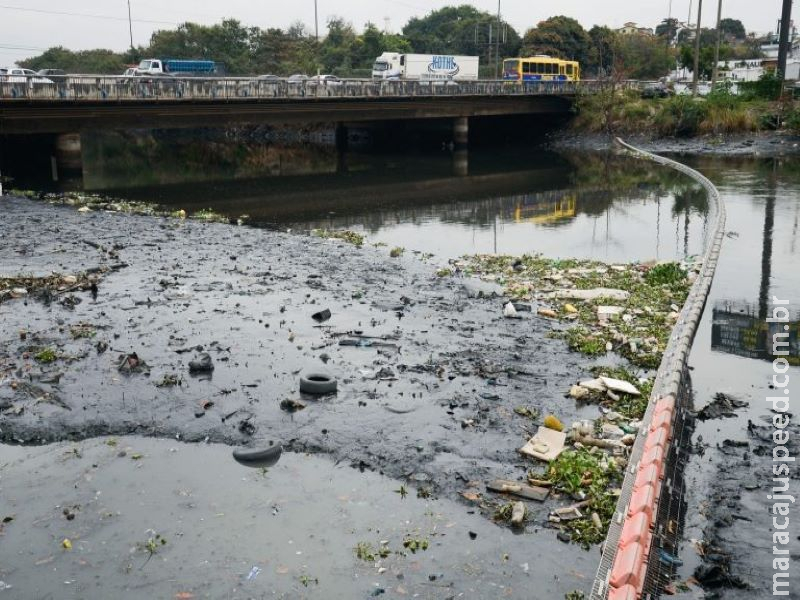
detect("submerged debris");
top-left (456, 254), bottom-right (694, 368)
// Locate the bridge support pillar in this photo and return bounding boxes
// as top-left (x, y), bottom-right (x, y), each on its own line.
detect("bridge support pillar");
top-left (335, 123), bottom-right (348, 173)
top-left (452, 149), bottom-right (468, 177)
top-left (453, 116), bottom-right (469, 150)
top-left (54, 133), bottom-right (83, 179)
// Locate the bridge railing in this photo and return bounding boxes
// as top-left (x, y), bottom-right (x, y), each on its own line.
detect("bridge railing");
top-left (0, 75), bottom-right (600, 101)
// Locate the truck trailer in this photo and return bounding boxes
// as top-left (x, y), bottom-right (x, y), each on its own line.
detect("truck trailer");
top-left (372, 53), bottom-right (479, 81)
top-left (135, 58), bottom-right (220, 77)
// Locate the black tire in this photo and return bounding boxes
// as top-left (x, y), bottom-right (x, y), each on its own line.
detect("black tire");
top-left (232, 444), bottom-right (282, 468)
top-left (299, 372), bottom-right (337, 394)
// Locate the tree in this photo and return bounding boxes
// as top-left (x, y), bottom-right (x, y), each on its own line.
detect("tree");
top-left (403, 5), bottom-right (521, 70)
top-left (19, 46), bottom-right (127, 73)
top-left (719, 18), bottom-right (746, 41)
top-left (522, 16), bottom-right (591, 65)
top-left (618, 35), bottom-right (675, 79)
top-left (655, 18), bottom-right (679, 43)
top-left (587, 26), bottom-right (619, 77)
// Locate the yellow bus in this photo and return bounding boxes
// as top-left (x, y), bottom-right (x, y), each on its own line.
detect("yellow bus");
top-left (502, 56), bottom-right (580, 83)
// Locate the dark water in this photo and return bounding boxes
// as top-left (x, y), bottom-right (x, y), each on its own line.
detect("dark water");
top-left (75, 146), bottom-right (709, 264)
top-left (676, 156), bottom-right (800, 598)
top-left (105, 148), bottom-right (800, 595)
top-left (5, 137), bottom-right (800, 596)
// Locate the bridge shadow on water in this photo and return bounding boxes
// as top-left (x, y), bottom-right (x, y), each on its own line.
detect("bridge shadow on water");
top-left (2, 116), bottom-right (714, 262)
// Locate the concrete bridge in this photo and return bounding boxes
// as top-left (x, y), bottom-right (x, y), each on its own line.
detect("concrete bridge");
top-left (0, 77), bottom-right (583, 134)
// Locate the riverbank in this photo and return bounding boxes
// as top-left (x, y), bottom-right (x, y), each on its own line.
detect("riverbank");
top-left (548, 130), bottom-right (800, 157)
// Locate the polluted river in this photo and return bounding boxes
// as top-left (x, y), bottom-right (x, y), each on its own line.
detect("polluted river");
top-left (1, 140), bottom-right (799, 599)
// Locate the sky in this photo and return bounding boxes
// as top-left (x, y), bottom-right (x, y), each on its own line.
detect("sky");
top-left (0, 0), bottom-right (795, 66)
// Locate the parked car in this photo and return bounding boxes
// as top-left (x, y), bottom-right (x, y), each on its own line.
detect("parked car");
top-left (641, 82), bottom-right (672, 99)
top-left (287, 74), bottom-right (308, 83)
top-left (256, 74), bottom-right (280, 82)
top-left (1, 68), bottom-right (52, 84)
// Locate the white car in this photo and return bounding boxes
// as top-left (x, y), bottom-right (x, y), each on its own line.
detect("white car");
top-left (2, 67), bottom-right (53, 84)
top-left (310, 74), bottom-right (342, 86)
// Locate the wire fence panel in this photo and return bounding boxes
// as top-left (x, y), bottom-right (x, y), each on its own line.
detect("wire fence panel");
top-left (590, 139), bottom-right (726, 600)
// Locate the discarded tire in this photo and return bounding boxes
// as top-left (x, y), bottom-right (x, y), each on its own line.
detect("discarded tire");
top-left (299, 372), bottom-right (337, 394)
top-left (232, 444), bottom-right (282, 468)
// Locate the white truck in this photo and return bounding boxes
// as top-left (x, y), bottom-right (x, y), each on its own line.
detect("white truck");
top-left (372, 53), bottom-right (479, 81)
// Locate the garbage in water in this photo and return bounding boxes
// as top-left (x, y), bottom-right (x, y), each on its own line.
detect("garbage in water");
top-left (117, 352), bottom-right (149, 374)
top-left (503, 302), bottom-right (518, 319)
top-left (486, 479), bottom-right (549, 501)
top-left (510, 501), bottom-right (526, 526)
top-left (696, 392), bottom-right (748, 420)
top-left (311, 308), bottom-right (332, 323)
top-left (280, 398), bottom-right (306, 412)
top-left (519, 426), bottom-right (567, 462)
top-left (188, 352), bottom-right (214, 373)
top-left (299, 371), bottom-right (337, 394)
top-left (232, 444), bottom-right (282, 468)
top-left (543, 414), bottom-right (564, 432)
top-left (245, 565), bottom-right (262, 581)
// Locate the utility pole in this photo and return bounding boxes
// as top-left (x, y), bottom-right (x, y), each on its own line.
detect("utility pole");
top-left (692, 0), bottom-right (703, 96)
top-left (494, 0), bottom-right (501, 79)
top-left (711, 0), bottom-right (723, 87)
top-left (314, 0), bottom-right (319, 41)
top-left (127, 0), bottom-right (134, 50)
top-left (777, 0), bottom-right (793, 81)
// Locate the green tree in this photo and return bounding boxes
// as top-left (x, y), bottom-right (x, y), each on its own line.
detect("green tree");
top-left (719, 18), bottom-right (746, 41)
top-left (655, 18), bottom-right (679, 41)
top-left (618, 35), bottom-right (675, 79)
top-left (587, 26), bottom-right (620, 77)
top-left (522, 16), bottom-right (591, 65)
top-left (19, 46), bottom-right (127, 73)
top-left (403, 5), bottom-right (521, 71)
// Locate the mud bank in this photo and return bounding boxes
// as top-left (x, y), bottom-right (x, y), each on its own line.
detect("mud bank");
top-left (547, 131), bottom-right (800, 157)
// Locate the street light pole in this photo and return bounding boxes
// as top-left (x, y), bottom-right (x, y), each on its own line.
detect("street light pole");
top-left (127, 0), bottom-right (134, 50)
top-left (314, 0), bottom-right (319, 41)
top-left (711, 0), bottom-right (723, 87)
top-left (692, 0), bottom-right (703, 96)
top-left (494, 0), bottom-right (501, 79)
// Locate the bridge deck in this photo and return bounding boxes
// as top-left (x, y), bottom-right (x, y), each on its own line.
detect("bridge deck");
top-left (0, 79), bottom-right (586, 133)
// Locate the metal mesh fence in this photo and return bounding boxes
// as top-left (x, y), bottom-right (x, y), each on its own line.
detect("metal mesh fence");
top-left (590, 139), bottom-right (726, 599)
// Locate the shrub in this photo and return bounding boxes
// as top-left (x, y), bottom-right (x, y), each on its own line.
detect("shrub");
top-left (739, 72), bottom-right (782, 100)
top-left (654, 96), bottom-right (709, 137)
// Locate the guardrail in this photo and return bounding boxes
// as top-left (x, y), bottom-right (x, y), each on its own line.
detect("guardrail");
top-left (590, 139), bottom-right (726, 600)
top-left (0, 76), bottom-right (599, 101)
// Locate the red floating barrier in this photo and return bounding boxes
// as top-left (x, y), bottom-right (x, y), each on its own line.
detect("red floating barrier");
top-left (649, 410), bottom-right (672, 433)
top-left (643, 427), bottom-right (668, 453)
top-left (619, 511), bottom-right (651, 548)
top-left (634, 462), bottom-right (661, 490)
top-left (609, 542), bottom-right (645, 589)
top-left (608, 583), bottom-right (638, 600)
top-left (641, 444), bottom-right (665, 470)
top-left (628, 483), bottom-right (656, 519)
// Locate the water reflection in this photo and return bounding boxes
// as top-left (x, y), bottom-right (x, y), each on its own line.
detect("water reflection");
top-left (711, 301), bottom-right (800, 364)
top-left (97, 148), bottom-right (710, 262)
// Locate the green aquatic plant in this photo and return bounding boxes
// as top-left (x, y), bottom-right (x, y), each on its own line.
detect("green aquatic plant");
top-left (34, 347), bottom-right (57, 363)
top-left (312, 229), bottom-right (364, 247)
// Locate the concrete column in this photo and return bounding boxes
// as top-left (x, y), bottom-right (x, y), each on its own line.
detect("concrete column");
top-left (453, 116), bottom-right (469, 150)
top-left (54, 133), bottom-right (83, 174)
top-left (452, 149), bottom-right (469, 177)
top-left (335, 123), bottom-right (348, 173)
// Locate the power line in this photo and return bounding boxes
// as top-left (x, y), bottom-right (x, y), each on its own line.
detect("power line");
top-left (0, 43), bottom-right (48, 51)
top-left (0, 4), bottom-right (177, 26)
